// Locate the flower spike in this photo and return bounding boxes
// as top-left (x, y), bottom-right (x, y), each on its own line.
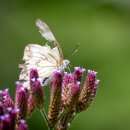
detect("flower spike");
top-left (76, 70), bottom-right (99, 112)
top-left (48, 70), bottom-right (62, 127)
top-left (15, 82), bottom-right (28, 121)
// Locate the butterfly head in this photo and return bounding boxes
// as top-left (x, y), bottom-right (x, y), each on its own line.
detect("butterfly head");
top-left (63, 59), bottom-right (70, 67)
top-left (62, 59), bottom-right (70, 70)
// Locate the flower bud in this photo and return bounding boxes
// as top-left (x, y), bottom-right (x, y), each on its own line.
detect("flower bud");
top-left (15, 82), bottom-right (28, 121)
top-left (30, 68), bottom-right (39, 79)
top-left (65, 82), bottom-right (80, 109)
top-left (29, 68), bottom-right (44, 109)
top-left (0, 89), bottom-right (14, 108)
top-left (62, 73), bottom-right (73, 107)
top-left (27, 95), bottom-right (36, 117)
top-left (0, 102), bottom-right (4, 116)
top-left (73, 67), bottom-right (85, 82)
top-left (76, 70), bottom-right (99, 112)
top-left (17, 119), bottom-right (28, 130)
top-left (15, 82), bottom-right (23, 91)
top-left (48, 70), bottom-right (62, 127)
top-left (7, 107), bottom-right (19, 130)
top-left (0, 114), bottom-right (11, 130)
top-left (30, 78), bottom-right (44, 109)
top-left (58, 82), bottom-right (80, 130)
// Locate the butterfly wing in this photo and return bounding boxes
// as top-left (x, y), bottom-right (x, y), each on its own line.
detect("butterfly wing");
top-left (36, 19), bottom-right (63, 64)
top-left (19, 44), bottom-right (60, 81)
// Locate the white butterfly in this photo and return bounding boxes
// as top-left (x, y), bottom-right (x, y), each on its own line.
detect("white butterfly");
top-left (19, 19), bottom-right (70, 85)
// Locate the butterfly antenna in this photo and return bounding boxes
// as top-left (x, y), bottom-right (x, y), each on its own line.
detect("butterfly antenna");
top-left (68, 43), bottom-right (80, 59)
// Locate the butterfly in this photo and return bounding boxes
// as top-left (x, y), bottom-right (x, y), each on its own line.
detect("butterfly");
top-left (19, 19), bottom-right (70, 85)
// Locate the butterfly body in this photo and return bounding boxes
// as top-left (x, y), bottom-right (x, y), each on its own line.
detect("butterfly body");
top-left (19, 19), bottom-right (70, 86)
top-left (57, 60), bottom-right (70, 70)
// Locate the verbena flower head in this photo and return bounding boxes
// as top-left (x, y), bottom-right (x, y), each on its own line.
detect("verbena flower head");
top-left (0, 83), bottom-right (28, 130)
top-left (62, 67), bottom-right (85, 108)
top-left (0, 102), bottom-right (4, 116)
top-left (29, 68), bottom-right (44, 109)
top-left (27, 95), bottom-right (35, 117)
top-left (0, 114), bottom-right (11, 130)
top-left (30, 78), bottom-right (44, 109)
top-left (17, 119), bottom-right (28, 130)
top-left (7, 107), bottom-right (19, 130)
top-left (0, 89), bottom-right (14, 108)
top-left (0, 107), bottom-right (19, 130)
top-left (61, 73), bottom-right (73, 107)
top-left (76, 70), bottom-right (99, 112)
top-left (65, 81), bottom-right (80, 108)
top-left (15, 82), bottom-right (28, 121)
top-left (48, 70), bottom-right (63, 127)
top-left (73, 67), bottom-right (86, 82)
top-left (57, 69), bottom-right (99, 130)
top-left (29, 68), bottom-right (39, 79)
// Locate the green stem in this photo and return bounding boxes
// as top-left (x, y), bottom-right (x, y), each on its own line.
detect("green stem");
top-left (57, 109), bottom-right (66, 122)
top-left (40, 108), bottom-right (53, 130)
top-left (48, 127), bottom-right (53, 130)
top-left (69, 113), bottom-right (77, 125)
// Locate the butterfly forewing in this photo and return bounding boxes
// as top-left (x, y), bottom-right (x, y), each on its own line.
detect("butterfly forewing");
top-left (19, 44), bottom-right (59, 81)
top-left (36, 19), bottom-right (63, 62)
top-left (36, 19), bottom-right (56, 42)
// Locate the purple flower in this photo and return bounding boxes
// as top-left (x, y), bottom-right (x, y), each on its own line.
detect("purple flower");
top-left (0, 65), bottom-right (99, 130)
top-left (0, 102), bottom-right (4, 116)
top-left (15, 82), bottom-right (28, 121)
top-left (73, 67), bottom-right (85, 82)
top-left (65, 82), bottom-right (80, 108)
top-left (27, 95), bottom-right (36, 117)
top-left (48, 70), bottom-right (62, 127)
top-left (58, 74), bottom-right (81, 130)
top-left (62, 67), bottom-right (85, 108)
top-left (76, 70), bottom-right (99, 112)
top-left (29, 68), bottom-right (39, 79)
top-left (62, 73), bottom-right (73, 107)
top-left (7, 107), bottom-right (19, 130)
top-left (17, 119), bottom-right (28, 130)
top-left (29, 68), bottom-right (44, 109)
top-left (0, 114), bottom-right (11, 130)
top-left (0, 89), bottom-right (14, 108)
top-left (15, 81), bottom-right (24, 91)
top-left (30, 78), bottom-right (44, 109)
top-left (58, 82), bottom-right (80, 130)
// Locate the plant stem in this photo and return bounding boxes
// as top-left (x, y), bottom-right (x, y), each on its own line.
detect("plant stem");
top-left (57, 109), bottom-right (66, 122)
top-left (69, 113), bottom-right (77, 125)
top-left (48, 126), bottom-right (53, 130)
top-left (40, 108), bottom-right (52, 130)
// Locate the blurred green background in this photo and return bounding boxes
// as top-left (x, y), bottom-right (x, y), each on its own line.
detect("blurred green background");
top-left (0, 0), bottom-right (130, 130)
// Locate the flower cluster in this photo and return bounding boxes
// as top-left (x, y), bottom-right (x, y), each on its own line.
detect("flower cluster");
top-left (0, 68), bottom-right (45, 130)
top-left (0, 89), bottom-right (28, 130)
top-left (49, 67), bottom-right (99, 130)
top-left (0, 67), bottom-right (99, 130)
